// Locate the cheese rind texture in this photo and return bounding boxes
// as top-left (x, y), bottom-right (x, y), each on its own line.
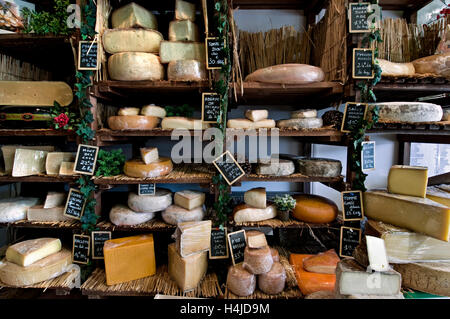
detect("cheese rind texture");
top-left (227, 119), bottom-right (276, 129)
top-left (127, 190), bottom-right (172, 213)
top-left (169, 20), bottom-right (199, 41)
top-left (161, 117), bottom-right (210, 130)
top-left (243, 245), bottom-right (273, 274)
top-left (45, 152), bottom-right (75, 176)
top-left (2, 145), bottom-right (54, 175)
top-left (159, 41), bottom-right (205, 64)
top-left (27, 206), bottom-right (70, 222)
top-left (244, 188), bottom-right (267, 209)
top-left (43, 192), bottom-right (66, 209)
top-left (256, 159), bottom-right (295, 176)
top-left (295, 158), bottom-right (342, 177)
top-left (108, 52), bottom-right (164, 81)
top-left (175, 0), bottom-right (196, 21)
top-left (258, 262), bottom-right (286, 295)
top-left (167, 60), bottom-right (207, 81)
top-left (372, 102), bottom-right (443, 123)
top-left (174, 190), bottom-right (205, 210)
top-left (111, 3), bottom-right (157, 29)
top-left (123, 158), bottom-right (173, 178)
top-left (387, 165), bottom-right (428, 198)
top-left (233, 204), bottom-right (277, 223)
top-left (162, 205), bottom-right (205, 225)
top-left (175, 220), bottom-right (211, 257)
top-left (109, 204), bottom-right (156, 226)
top-left (245, 64), bottom-right (325, 84)
top-left (277, 118), bottom-right (323, 129)
top-left (226, 264), bottom-right (256, 297)
top-left (378, 59), bottom-right (415, 77)
top-left (0, 197), bottom-right (39, 222)
top-left (293, 194), bottom-right (338, 224)
top-left (103, 28), bottom-right (163, 54)
top-left (108, 115), bottom-right (160, 131)
top-left (12, 149), bottom-right (48, 177)
top-left (6, 238), bottom-right (61, 267)
top-left (118, 107), bottom-right (140, 116)
top-left (303, 250), bottom-right (340, 274)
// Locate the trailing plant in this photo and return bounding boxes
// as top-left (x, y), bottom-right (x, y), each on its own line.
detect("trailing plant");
top-left (165, 104), bottom-right (194, 117)
top-left (273, 194), bottom-right (296, 212)
top-left (95, 149), bottom-right (126, 177)
top-left (49, 101), bottom-right (79, 130)
top-left (22, 0), bottom-right (70, 35)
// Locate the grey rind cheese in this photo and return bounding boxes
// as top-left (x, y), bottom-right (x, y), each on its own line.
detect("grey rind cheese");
top-left (109, 204), bottom-right (155, 226)
top-left (256, 159), bottom-right (295, 176)
top-left (111, 3), bottom-right (157, 29)
top-left (372, 102), bottom-right (443, 123)
top-left (128, 189), bottom-right (172, 213)
top-left (295, 158), bottom-right (342, 177)
top-left (291, 109), bottom-right (317, 119)
top-left (102, 29), bottom-right (163, 54)
top-left (108, 52), bottom-right (164, 81)
top-left (277, 118), bottom-right (323, 129)
top-left (162, 205), bottom-right (205, 225)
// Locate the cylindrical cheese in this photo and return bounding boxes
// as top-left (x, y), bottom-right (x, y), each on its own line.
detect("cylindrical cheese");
top-left (245, 64), bottom-right (325, 84)
top-left (161, 117), bottom-right (211, 130)
top-left (295, 158), bottom-right (342, 177)
top-left (258, 262), bottom-right (286, 295)
top-left (378, 59), bottom-right (415, 77)
top-left (128, 190), bottom-right (172, 213)
top-left (118, 107), bottom-right (140, 116)
top-left (292, 194), bottom-right (338, 224)
top-left (226, 264), bottom-right (256, 297)
top-left (123, 158), bottom-right (173, 178)
top-left (141, 105), bottom-right (166, 118)
top-left (291, 109), bottom-right (317, 119)
top-left (270, 248), bottom-right (280, 263)
top-left (412, 52), bottom-right (450, 78)
top-left (167, 60), bottom-right (207, 81)
top-left (372, 102), bottom-right (443, 123)
top-left (277, 118), bottom-right (323, 129)
top-left (162, 205), bottom-right (205, 225)
top-left (108, 115), bottom-right (160, 131)
top-left (109, 204), bottom-right (156, 226)
top-left (102, 29), bottom-right (163, 54)
top-left (243, 245), bottom-right (274, 275)
top-left (108, 52), bottom-right (165, 81)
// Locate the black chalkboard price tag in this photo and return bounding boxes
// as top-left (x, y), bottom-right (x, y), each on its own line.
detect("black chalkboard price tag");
top-left (64, 188), bottom-right (86, 220)
top-left (91, 231), bottom-right (111, 260)
top-left (210, 227), bottom-right (229, 260)
top-left (138, 183), bottom-right (156, 196)
top-left (78, 41), bottom-right (99, 71)
top-left (362, 141), bottom-right (376, 172)
top-left (227, 230), bottom-right (247, 265)
top-left (206, 37), bottom-right (226, 70)
top-left (341, 190), bottom-right (364, 221)
top-left (340, 227), bottom-right (361, 258)
top-left (213, 151), bottom-right (246, 186)
top-left (349, 2), bottom-right (370, 33)
top-left (353, 48), bottom-right (374, 79)
top-left (202, 93), bottom-right (221, 123)
top-left (341, 102), bottom-right (369, 133)
top-left (74, 144), bottom-right (99, 175)
top-left (72, 234), bottom-right (90, 264)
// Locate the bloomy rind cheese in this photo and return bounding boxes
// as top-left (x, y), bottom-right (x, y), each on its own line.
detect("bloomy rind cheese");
top-left (371, 102), bottom-right (443, 123)
top-left (244, 188), bottom-right (267, 209)
top-left (175, 220), bottom-right (212, 257)
top-left (12, 149), bottom-right (48, 177)
top-left (0, 197), bottom-right (40, 222)
top-left (174, 190), bottom-right (205, 210)
top-left (169, 20), bottom-right (199, 41)
top-left (226, 264), bottom-right (256, 297)
top-left (233, 204), bottom-right (277, 223)
top-left (108, 52), bottom-right (165, 81)
top-left (167, 60), bottom-right (207, 82)
top-left (102, 28), bottom-right (163, 54)
top-left (127, 190), bottom-right (172, 213)
top-left (159, 41), bottom-right (205, 64)
top-left (108, 115), bottom-right (160, 131)
top-left (123, 158), bottom-right (173, 178)
top-left (6, 238), bottom-right (61, 267)
top-left (162, 205), bottom-right (205, 225)
top-left (109, 204), bottom-right (156, 226)
top-left (111, 2), bottom-right (158, 29)
top-left (245, 64), bottom-right (325, 84)
top-left (388, 165), bottom-right (428, 198)
top-left (277, 118), bottom-right (323, 129)
top-left (292, 194), bottom-right (338, 224)
top-left (45, 152), bottom-right (75, 176)
top-left (161, 117), bottom-right (210, 130)
top-left (227, 119), bottom-right (276, 129)
top-left (378, 59), bottom-right (415, 77)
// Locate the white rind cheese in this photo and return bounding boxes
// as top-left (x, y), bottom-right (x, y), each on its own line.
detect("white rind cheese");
top-left (45, 152), bottom-right (75, 176)
top-left (127, 190), bottom-right (172, 213)
top-left (141, 105), bottom-right (166, 118)
top-left (140, 147), bottom-right (159, 164)
top-left (161, 117), bottom-right (211, 130)
top-left (169, 20), bottom-right (199, 42)
top-left (111, 3), bottom-right (157, 29)
top-left (227, 119), bottom-right (276, 129)
top-left (162, 205), bottom-right (205, 225)
top-left (167, 60), bottom-right (207, 81)
top-left (43, 192), bottom-right (67, 209)
top-left (244, 188), bottom-right (267, 209)
top-left (233, 204), bottom-right (277, 223)
top-left (159, 41), bottom-right (205, 64)
top-left (372, 102), bottom-right (443, 123)
top-left (245, 110), bottom-right (268, 122)
top-left (291, 109), bottom-right (317, 119)
top-left (12, 149), bottom-right (48, 177)
top-left (277, 118), bottom-right (323, 129)
top-left (103, 29), bottom-right (163, 54)
top-left (108, 52), bottom-right (165, 81)
top-left (174, 190), bottom-right (205, 210)
top-left (109, 204), bottom-right (156, 226)
top-left (0, 197), bottom-right (39, 222)
top-left (6, 238), bottom-right (61, 267)
top-left (175, 220), bottom-right (212, 257)
top-left (256, 159), bottom-right (295, 176)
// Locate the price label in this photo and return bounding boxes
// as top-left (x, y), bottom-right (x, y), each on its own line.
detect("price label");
top-left (362, 141), bottom-right (376, 172)
top-left (206, 37), bottom-right (226, 69)
top-left (213, 151), bottom-right (246, 186)
top-left (74, 144), bottom-right (99, 175)
top-left (228, 230), bottom-right (247, 265)
top-left (341, 190), bottom-right (364, 221)
top-left (202, 93), bottom-right (221, 123)
top-left (72, 234), bottom-right (90, 264)
top-left (78, 41), bottom-right (98, 71)
top-left (341, 102), bottom-right (368, 133)
top-left (64, 188), bottom-right (86, 220)
top-left (340, 227), bottom-right (361, 258)
top-left (138, 184), bottom-right (156, 196)
top-left (91, 231), bottom-right (111, 260)
top-left (349, 3), bottom-right (370, 33)
top-left (353, 48), bottom-right (374, 79)
top-left (209, 227), bottom-right (229, 259)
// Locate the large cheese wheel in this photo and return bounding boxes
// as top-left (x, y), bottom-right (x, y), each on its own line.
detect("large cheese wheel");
top-left (141, 105), bottom-right (166, 118)
top-left (277, 118), bottom-right (323, 129)
top-left (233, 204), bottom-right (277, 223)
top-left (108, 115), bottom-right (160, 130)
top-left (295, 158), bottom-right (342, 177)
top-left (412, 53), bottom-right (450, 78)
top-left (161, 205), bottom-right (205, 225)
top-left (111, 2), bottom-right (157, 29)
top-left (378, 59), bottom-right (415, 77)
top-left (226, 264), bottom-right (256, 297)
top-left (373, 102), bottom-right (443, 123)
top-left (245, 64), bottom-right (325, 84)
top-left (102, 29), bottom-right (163, 54)
top-left (161, 117), bottom-right (211, 130)
top-left (128, 190), bottom-right (172, 213)
top-left (243, 245), bottom-right (273, 275)
top-left (109, 204), bottom-right (156, 226)
top-left (167, 60), bottom-right (207, 81)
top-left (124, 158), bottom-right (173, 178)
top-left (108, 52), bottom-right (164, 81)
top-left (292, 194), bottom-right (338, 224)
top-left (227, 119), bottom-right (276, 129)
top-left (0, 197), bottom-right (40, 222)
top-left (258, 262), bottom-right (286, 295)
top-left (255, 159), bottom-right (295, 176)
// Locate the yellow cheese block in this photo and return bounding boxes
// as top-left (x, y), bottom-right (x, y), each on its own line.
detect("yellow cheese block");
top-left (1, 145), bottom-right (55, 175)
top-left (0, 81), bottom-right (73, 106)
top-left (427, 186), bottom-right (450, 207)
top-left (388, 165), bottom-right (428, 198)
top-left (45, 152), bottom-right (75, 176)
top-left (111, 2), bottom-right (157, 29)
top-left (175, 220), bottom-right (211, 257)
top-left (6, 238), bottom-right (61, 267)
top-left (104, 234), bottom-right (156, 286)
top-left (123, 158), bottom-right (173, 178)
top-left (12, 149), bottom-right (48, 177)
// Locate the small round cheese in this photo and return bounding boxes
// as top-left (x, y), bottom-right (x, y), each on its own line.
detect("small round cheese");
top-left (291, 109), bottom-right (317, 119)
top-left (258, 262), bottom-right (286, 295)
top-left (226, 264), bottom-right (256, 297)
top-left (141, 105), bottom-right (166, 118)
top-left (233, 204), bottom-right (277, 223)
top-left (128, 189), bottom-right (172, 213)
top-left (167, 60), bottom-right (207, 81)
top-left (373, 102), bottom-right (443, 123)
top-left (277, 118), bottom-right (323, 129)
top-left (243, 245), bottom-right (274, 275)
top-left (108, 52), bottom-right (165, 81)
top-left (161, 205), bottom-right (205, 225)
top-left (293, 194), bottom-right (338, 224)
top-left (108, 115), bottom-right (160, 131)
top-left (118, 107), bottom-right (140, 116)
top-left (295, 158), bottom-right (342, 177)
top-left (109, 204), bottom-right (156, 226)
top-left (103, 28), bottom-right (163, 54)
top-left (123, 158), bottom-right (173, 178)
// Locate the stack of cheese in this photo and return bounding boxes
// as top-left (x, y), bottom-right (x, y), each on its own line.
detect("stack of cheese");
top-left (0, 238), bottom-right (73, 286)
top-left (108, 105), bottom-right (166, 131)
top-left (123, 147), bottom-right (173, 178)
top-left (227, 231), bottom-right (286, 296)
top-left (233, 188), bottom-right (277, 223)
top-left (162, 190), bottom-right (206, 225)
top-left (227, 110), bottom-right (275, 129)
top-left (105, 2), bottom-right (164, 81)
top-left (168, 220), bottom-right (211, 292)
top-left (27, 191), bottom-right (70, 222)
top-left (277, 109), bottom-right (323, 130)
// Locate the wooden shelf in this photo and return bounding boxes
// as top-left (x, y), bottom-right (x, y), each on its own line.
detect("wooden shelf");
top-left (241, 173), bottom-right (344, 184)
top-left (96, 220), bottom-right (175, 232)
top-left (368, 121), bottom-right (450, 137)
top-left (229, 218), bottom-right (342, 229)
top-left (0, 175), bottom-right (78, 184)
top-left (0, 129), bottom-right (76, 137)
top-left (0, 219), bottom-right (81, 230)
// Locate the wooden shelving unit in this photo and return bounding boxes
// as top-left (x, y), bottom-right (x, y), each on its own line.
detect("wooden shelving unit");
top-left (0, 175), bottom-right (78, 184)
top-left (0, 220), bottom-right (81, 230)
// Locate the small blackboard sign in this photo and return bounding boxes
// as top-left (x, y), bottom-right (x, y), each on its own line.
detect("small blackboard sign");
top-left (206, 37), bottom-right (226, 70)
top-left (213, 151), bottom-right (246, 186)
top-left (91, 231), bottom-right (111, 260)
top-left (349, 3), bottom-right (370, 33)
top-left (362, 141), bottom-right (376, 171)
top-left (202, 93), bottom-right (221, 123)
top-left (64, 188), bottom-right (86, 220)
top-left (353, 48), bottom-right (374, 79)
top-left (74, 144), bottom-right (99, 175)
top-left (340, 227), bottom-right (361, 258)
top-left (78, 41), bottom-right (98, 71)
top-left (209, 227), bottom-right (229, 259)
top-left (341, 102), bottom-right (369, 133)
top-left (227, 230), bottom-right (247, 265)
top-left (72, 234), bottom-right (90, 264)
top-left (138, 184), bottom-right (156, 196)
top-left (341, 190), bottom-right (364, 221)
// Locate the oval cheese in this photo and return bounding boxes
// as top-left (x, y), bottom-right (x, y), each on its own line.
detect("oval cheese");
top-left (6, 238), bottom-right (62, 267)
top-left (128, 190), bottom-right (172, 213)
top-left (167, 60), bottom-right (207, 81)
top-left (258, 262), bottom-right (286, 295)
top-left (233, 204), bottom-right (277, 223)
top-left (109, 204), bottom-right (156, 226)
top-left (243, 245), bottom-right (273, 275)
top-left (141, 105), bottom-right (166, 118)
top-left (412, 52), bottom-right (450, 78)
top-left (245, 64), bottom-right (325, 84)
top-left (373, 102), bottom-right (443, 123)
top-left (108, 115), bottom-right (160, 131)
top-left (295, 158), bottom-right (342, 177)
top-left (118, 107), bottom-right (140, 116)
top-left (103, 29), bottom-right (163, 54)
top-left (226, 264), bottom-right (256, 297)
top-left (161, 117), bottom-right (211, 130)
top-left (277, 118), bottom-right (323, 129)
top-left (123, 158), bottom-right (173, 178)
top-left (292, 109), bottom-right (317, 119)
top-left (378, 59), bottom-right (415, 77)
top-left (108, 52), bottom-right (165, 81)
top-left (292, 194), bottom-right (338, 224)
top-left (161, 205), bottom-right (205, 225)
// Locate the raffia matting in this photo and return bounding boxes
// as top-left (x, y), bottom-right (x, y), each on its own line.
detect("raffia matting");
top-left (96, 219), bottom-right (175, 232)
top-left (1, 219), bottom-right (81, 229)
top-left (231, 218), bottom-right (340, 229)
top-left (0, 54), bottom-right (50, 81)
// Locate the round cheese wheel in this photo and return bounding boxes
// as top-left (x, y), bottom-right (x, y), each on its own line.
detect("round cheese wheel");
top-left (109, 204), bottom-right (156, 226)
top-left (226, 264), bottom-right (256, 297)
top-left (141, 105), bottom-right (166, 118)
top-left (161, 117), bottom-right (211, 130)
top-left (295, 158), bottom-right (342, 177)
top-left (378, 59), bottom-right (415, 77)
top-left (108, 115), bottom-right (160, 131)
top-left (128, 189), bottom-right (172, 213)
top-left (233, 204), bottom-right (277, 223)
top-left (292, 194), bottom-right (338, 224)
top-left (167, 60), bottom-right (207, 81)
top-left (277, 118), bottom-right (323, 129)
top-left (124, 158), bottom-right (173, 178)
top-left (373, 102), bottom-right (443, 123)
top-left (243, 245), bottom-right (274, 275)
top-left (258, 262), bottom-right (286, 295)
top-left (292, 109), bottom-right (317, 119)
top-left (118, 107), bottom-right (140, 116)
top-left (161, 205), bottom-right (205, 225)
top-left (227, 119), bottom-right (276, 129)
top-left (103, 28), bottom-right (163, 54)
top-left (0, 197), bottom-right (39, 222)
top-left (245, 64), bottom-right (325, 84)
top-left (412, 52), bottom-right (450, 78)
top-left (108, 52), bottom-right (165, 81)
top-left (270, 248), bottom-right (280, 263)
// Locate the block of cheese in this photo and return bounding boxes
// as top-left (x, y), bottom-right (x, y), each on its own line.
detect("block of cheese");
top-left (245, 110), bottom-right (268, 122)
top-left (161, 117), bottom-right (210, 130)
top-left (174, 190), bottom-right (205, 210)
top-left (6, 238), bottom-right (61, 267)
top-left (227, 119), bottom-right (276, 129)
top-left (44, 192), bottom-right (66, 209)
top-left (270, 248), bottom-right (280, 262)
top-left (45, 152), bottom-right (75, 176)
top-left (336, 259), bottom-right (401, 296)
top-left (159, 41), bottom-right (205, 64)
top-left (169, 20), bottom-right (199, 42)
top-left (141, 105), bottom-right (166, 118)
top-left (0, 249), bottom-right (72, 287)
top-left (123, 158), bottom-right (173, 178)
top-left (108, 115), bottom-right (160, 131)
top-left (412, 52), bottom-right (450, 78)
top-left (366, 235), bottom-right (390, 272)
top-left (258, 262), bottom-right (286, 295)
top-left (303, 250), bottom-right (340, 274)
top-left (175, 0), bottom-right (196, 21)
top-left (175, 220), bottom-right (211, 257)
top-left (102, 29), bottom-right (163, 54)
top-left (378, 59), bottom-right (415, 77)
top-left (388, 165), bottom-right (428, 198)
top-left (226, 264), bottom-right (256, 297)
top-left (59, 162), bottom-right (75, 176)
top-left (128, 189), bottom-right (172, 213)
top-left (243, 245), bottom-right (273, 274)
top-left (246, 230), bottom-right (267, 249)
top-left (373, 102), bottom-right (443, 123)
top-left (0, 81), bottom-right (73, 107)
top-left (140, 147), bottom-right (159, 164)
top-left (427, 186), bottom-right (450, 207)
top-left (118, 107), bottom-right (140, 116)
top-left (295, 157), bottom-right (342, 178)
top-left (111, 2), bottom-right (157, 29)
top-left (233, 204), bottom-right (277, 223)
top-left (167, 60), bottom-right (207, 81)
top-left (168, 243), bottom-right (207, 292)
top-left (292, 109), bottom-right (317, 119)
top-left (104, 234), bottom-right (156, 286)
top-left (0, 197), bottom-right (39, 222)
top-left (293, 195), bottom-right (338, 224)
top-left (438, 184), bottom-right (450, 193)
top-left (363, 190), bottom-right (450, 241)
top-left (2, 145), bottom-right (54, 175)
top-left (244, 188), bottom-right (266, 209)
top-left (245, 64), bottom-right (325, 84)
top-left (256, 159), bottom-right (295, 176)
top-left (108, 52), bottom-right (164, 81)
top-left (162, 205), bottom-right (205, 225)
top-left (277, 118), bottom-right (323, 129)
top-left (27, 206), bottom-right (70, 222)
top-left (12, 149), bottom-right (48, 177)
top-left (109, 204), bottom-right (156, 226)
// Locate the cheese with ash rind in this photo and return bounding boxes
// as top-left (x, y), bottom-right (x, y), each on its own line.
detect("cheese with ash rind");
top-left (141, 105), bottom-right (166, 118)
top-left (277, 118), bottom-right (323, 129)
top-left (0, 197), bottom-right (40, 222)
top-left (103, 28), bottom-right (163, 54)
top-left (27, 206), bottom-right (70, 222)
top-left (6, 238), bottom-right (61, 267)
top-left (108, 52), bottom-right (164, 81)
top-left (243, 245), bottom-right (273, 275)
top-left (168, 60), bottom-right (207, 81)
top-left (123, 158), bottom-right (173, 178)
top-left (109, 204), bottom-right (156, 226)
top-left (372, 102), bottom-right (443, 123)
top-left (12, 149), bottom-right (48, 177)
top-left (233, 204), bottom-right (277, 223)
top-left (111, 2), bottom-right (157, 29)
top-left (59, 162), bottom-right (75, 176)
top-left (227, 119), bottom-right (276, 129)
top-left (245, 64), bottom-right (325, 84)
top-left (140, 147), bottom-right (159, 165)
top-left (127, 190), bottom-right (172, 213)
top-left (174, 190), bottom-right (205, 210)
top-left (256, 159), bottom-right (295, 176)
top-left (388, 165), bottom-right (428, 198)
top-left (427, 186), bottom-right (450, 207)
top-left (118, 107), bottom-right (140, 116)
top-left (45, 152), bottom-right (75, 176)
top-left (245, 110), bottom-right (268, 122)
top-left (169, 20), bottom-right (199, 41)
top-left (108, 115), bottom-right (160, 131)
top-left (162, 205), bottom-right (205, 225)
top-left (258, 262), bottom-right (286, 295)
top-left (246, 230), bottom-right (267, 249)
top-left (175, 0), bottom-right (196, 21)
top-left (295, 158), bottom-right (342, 178)
top-left (244, 188), bottom-right (266, 209)
top-left (159, 41), bottom-right (205, 64)
top-left (378, 59), bottom-right (415, 77)
top-left (44, 192), bottom-right (66, 209)
top-left (291, 109), bottom-right (317, 119)
top-left (161, 117), bottom-right (210, 130)
top-left (412, 52), bottom-right (450, 78)
top-left (226, 264), bottom-right (256, 297)
top-left (175, 220), bottom-right (211, 257)
top-left (2, 145), bottom-right (54, 175)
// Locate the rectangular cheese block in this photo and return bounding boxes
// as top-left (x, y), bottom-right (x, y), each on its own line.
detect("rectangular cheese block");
top-left (2, 145), bottom-right (54, 175)
top-left (44, 192), bottom-right (67, 209)
top-left (175, 0), bottom-right (196, 21)
top-left (159, 41), bottom-right (205, 64)
top-left (59, 162), bottom-right (75, 176)
top-left (427, 186), bottom-right (450, 207)
top-left (27, 206), bottom-right (71, 222)
top-left (245, 110), bottom-right (269, 122)
top-left (140, 147), bottom-right (159, 165)
top-left (168, 243), bottom-right (207, 292)
top-left (12, 149), bottom-right (48, 177)
top-left (366, 236), bottom-right (390, 272)
top-left (244, 188), bottom-right (266, 209)
top-left (104, 234), bottom-right (156, 286)
top-left (175, 220), bottom-right (211, 257)
top-left (388, 165), bottom-right (428, 198)
top-left (45, 152), bottom-right (75, 175)
top-left (6, 238), bottom-right (61, 267)
top-left (169, 20), bottom-right (199, 42)
top-left (364, 190), bottom-right (450, 241)
top-left (174, 190), bottom-right (205, 210)
top-left (0, 81), bottom-right (73, 106)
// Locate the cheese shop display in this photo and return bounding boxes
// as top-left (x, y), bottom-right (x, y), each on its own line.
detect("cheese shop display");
top-left (162, 205), bottom-right (205, 225)
top-left (109, 204), bottom-right (156, 226)
top-left (245, 64), bottom-right (325, 84)
top-left (1, 145), bottom-right (55, 175)
top-left (292, 194), bottom-right (338, 224)
top-left (175, 220), bottom-right (211, 257)
top-left (111, 2), bottom-right (157, 30)
top-left (123, 158), bottom-right (173, 178)
top-left (277, 109), bottom-right (324, 129)
top-left (108, 52), bottom-right (165, 81)
top-left (159, 41), bottom-right (206, 64)
top-left (388, 165), bottom-right (428, 197)
top-left (167, 60), bottom-right (207, 82)
top-left (102, 29), bottom-right (163, 54)
top-left (0, 197), bottom-right (39, 222)
top-left (128, 189), bottom-right (172, 213)
top-left (169, 20), bottom-right (199, 42)
top-left (372, 102), bottom-right (443, 123)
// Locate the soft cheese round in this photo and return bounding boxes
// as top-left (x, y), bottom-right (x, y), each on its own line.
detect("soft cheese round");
top-left (103, 28), bottom-right (163, 54)
top-left (161, 205), bottom-right (205, 225)
top-left (373, 102), bottom-right (443, 123)
top-left (108, 52), bottom-right (165, 81)
top-left (109, 204), bottom-right (156, 226)
top-left (108, 115), bottom-right (160, 131)
top-left (123, 158), bottom-right (173, 178)
top-left (128, 189), bottom-right (172, 213)
top-left (0, 197), bottom-right (40, 222)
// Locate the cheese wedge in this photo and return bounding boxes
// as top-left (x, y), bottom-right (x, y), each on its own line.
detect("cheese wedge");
top-left (2, 145), bottom-right (54, 175)
top-left (244, 187), bottom-right (266, 209)
top-left (140, 147), bottom-right (159, 165)
top-left (167, 60), bottom-right (207, 81)
top-left (43, 192), bottom-right (66, 209)
top-left (246, 230), bottom-right (267, 249)
top-left (6, 238), bottom-right (61, 267)
top-left (174, 190), bottom-right (205, 210)
top-left (111, 2), bottom-right (157, 29)
top-left (45, 152), bottom-right (75, 176)
top-left (175, 220), bottom-right (211, 257)
top-left (388, 165), bottom-right (428, 198)
top-left (12, 149), bottom-right (48, 177)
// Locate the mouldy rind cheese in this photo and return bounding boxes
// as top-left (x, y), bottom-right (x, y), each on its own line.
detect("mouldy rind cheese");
top-left (162, 205), bottom-right (205, 225)
top-left (109, 204), bottom-right (156, 226)
top-left (258, 262), bottom-right (286, 295)
top-left (243, 245), bottom-right (273, 274)
top-left (118, 107), bottom-right (140, 116)
top-left (161, 117), bottom-right (210, 130)
top-left (0, 197), bottom-right (39, 222)
top-left (59, 162), bottom-right (75, 176)
top-left (245, 110), bottom-right (268, 122)
top-left (295, 158), bottom-right (342, 178)
top-left (27, 206), bottom-right (70, 222)
top-left (175, 0), bottom-right (196, 21)
top-left (226, 264), bottom-right (256, 297)
top-left (45, 152), bottom-right (75, 176)
top-left (372, 102), bottom-right (443, 123)
top-left (255, 159), bottom-right (295, 176)
top-left (108, 115), bottom-right (160, 131)
top-left (141, 105), bottom-right (166, 118)
top-left (175, 220), bottom-right (211, 257)
top-left (127, 190), bottom-right (172, 214)
top-left (102, 29), bottom-right (163, 54)
top-left (111, 2), bottom-right (157, 29)
top-left (159, 41), bottom-right (205, 64)
top-left (174, 190), bottom-right (205, 210)
top-left (378, 59), bottom-right (415, 77)
top-left (6, 238), bottom-right (61, 267)
top-left (140, 147), bottom-right (159, 165)
top-left (427, 186), bottom-right (450, 207)
top-left (2, 145), bottom-right (55, 175)
top-left (167, 60), bottom-right (207, 82)
top-left (233, 204), bottom-right (277, 223)
top-left (245, 64), bottom-right (325, 84)
top-left (387, 165), bottom-right (428, 198)
top-left (12, 149), bottom-right (48, 177)
top-left (244, 188), bottom-right (267, 209)
top-left (169, 20), bottom-right (199, 42)
top-left (277, 118), bottom-right (323, 129)
top-left (123, 158), bottom-right (173, 178)
top-left (292, 194), bottom-right (338, 224)
top-left (43, 192), bottom-right (66, 209)
top-left (227, 119), bottom-right (276, 129)
top-left (108, 52), bottom-right (164, 81)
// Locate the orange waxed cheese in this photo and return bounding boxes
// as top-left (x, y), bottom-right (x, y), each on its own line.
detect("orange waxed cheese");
top-left (123, 158), bottom-right (173, 178)
top-left (104, 234), bottom-right (156, 286)
top-left (303, 249), bottom-right (340, 274)
top-left (292, 194), bottom-right (338, 224)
